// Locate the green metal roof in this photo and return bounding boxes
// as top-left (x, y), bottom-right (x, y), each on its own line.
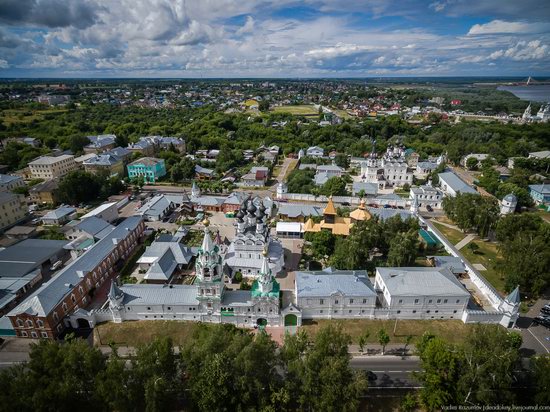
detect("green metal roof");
top-left (251, 279), bottom-right (280, 299)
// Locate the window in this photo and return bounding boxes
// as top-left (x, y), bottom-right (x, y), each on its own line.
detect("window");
top-left (443, 299), bottom-right (448, 304)
top-left (398, 299), bottom-right (403, 304)
top-left (167, 307), bottom-right (171, 311)
top-left (414, 299), bottom-right (419, 304)
top-left (71, 294), bottom-right (76, 304)
top-left (456, 299), bottom-right (460, 304)
top-left (335, 300), bottom-right (339, 304)
top-left (453, 310), bottom-right (457, 314)
top-left (435, 310), bottom-right (439, 313)
top-left (79, 286), bottom-right (84, 295)
top-left (147, 307), bottom-right (151, 311)
top-left (397, 310), bottom-right (401, 314)
top-left (41, 332), bottom-right (48, 338)
top-left (16, 319), bottom-right (24, 327)
top-left (62, 303), bottom-right (68, 312)
top-left (31, 332), bottom-right (38, 338)
top-left (26, 319), bottom-right (33, 328)
top-left (428, 299), bottom-right (432, 304)
top-left (37, 320), bottom-right (44, 328)
top-left (349, 310), bottom-right (352, 313)
top-left (82, 296), bottom-right (87, 304)
top-left (437, 299), bottom-right (441, 304)
top-left (362, 299), bottom-right (367, 304)
top-left (349, 299), bottom-right (354, 304)
top-left (334, 310), bottom-right (338, 313)
top-left (426, 310), bottom-right (431, 313)
top-left (21, 331), bottom-right (28, 337)
top-left (127, 307), bottom-right (131, 311)
top-left (320, 310), bottom-right (323, 314)
top-left (412, 310), bottom-right (417, 314)
top-left (320, 299), bottom-right (324, 304)
top-left (53, 312), bottom-right (59, 322)
top-left (56, 324), bottom-right (62, 333)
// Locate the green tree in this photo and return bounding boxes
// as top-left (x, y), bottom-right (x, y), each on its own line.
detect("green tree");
top-left (387, 231), bottom-right (419, 267)
top-left (334, 153), bottom-right (350, 169)
top-left (320, 176), bottom-right (348, 196)
top-left (307, 230), bottom-right (336, 259)
top-left (466, 156), bottom-right (479, 170)
top-left (530, 355), bottom-right (550, 405)
top-left (56, 170), bottom-right (102, 205)
top-left (377, 329), bottom-right (390, 355)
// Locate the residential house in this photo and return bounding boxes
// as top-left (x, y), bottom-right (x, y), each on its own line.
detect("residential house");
top-left (0, 192), bottom-right (26, 231)
top-left (351, 181), bottom-right (378, 197)
top-left (82, 154), bottom-right (124, 177)
top-left (64, 217), bottom-right (114, 241)
top-left (28, 155), bottom-right (78, 180)
top-left (409, 186), bottom-right (444, 209)
top-left (41, 206), bottom-right (77, 226)
top-left (135, 194), bottom-right (176, 221)
top-left (529, 184), bottom-right (550, 205)
top-left (0, 175), bottom-right (24, 192)
top-left (83, 134), bottom-right (117, 154)
top-left (136, 236), bottom-right (195, 283)
top-left (306, 146), bottom-right (324, 158)
top-left (80, 202), bottom-right (119, 223)
top-left (29, 179), bottom-right (60, 205)
top-left (240, 166), bottom-right (269, 187)
top-left (195, 165), bottom-right (214, 181)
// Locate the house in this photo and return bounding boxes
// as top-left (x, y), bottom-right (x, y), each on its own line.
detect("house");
top-left (276, 203), bottom-right (324, 222)
top-left (528, 150), bottom-right (550, 160)
top-left (406, 152), bottom-right (420, 168)
top-left (4, 225), bottom-right (37, 241)
top-left (295, 269), bottom-right (377, 319)
top-left (461, 154), bottom-right (489, 168)
top-left (127, 139), bottom-right (156, 156)
top-left (135, 194), bottom-right (176, 221)
top-left (158, 136), bottom-right (186, 153)
top-left (127, 157), bottom-right (166, 183)
top-left (41, 206), bottom-right (77, 226)
top-left (374, 267), bottom-right (470, 319)
top-left (306, 146), bottom-right (324, 158)
top-left (409, 186), bottom-right (444, 209)
top-left (438, 172), bottom-right (478, 197)
top-left (195, 165), bottom-right (214, 181)
top-left (426, 256), bottom-right (467, 275)
top-left (83, 134), bottom-right (116, 154)
top-left (8, 216), bottom-right (145, 339)
top-left (82, 154), bottom-right (124, 177)
top-left (240, 166), bottom-right (269, 187)
top-left (29, 179), bottom-right (60, 205)
top-left (450, 99), bottom-right (462, 106)
top-left (136, 236), bottom-right (195, 283)
top-left (529, 184), bottom-right (550, 205)
top-left (0, 192), bottom-right (26, 231)
top-left (80, 202), bottom-right (119, 223)
top-left (0, 174), bottom-right (24, 192)
top-left (0, 239), bottom-right (68, 316)
top-left (74, 153), bottom-right (98, 167)
top-left (304, 197), bottom-right (353, 236)
top-left (28, 155), bottom-right (78, 179)
top-left (415, 161), bottom-right (438, 178)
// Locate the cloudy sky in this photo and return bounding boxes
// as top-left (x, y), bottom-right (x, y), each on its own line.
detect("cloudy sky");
top-left (0, 0), bottom-right (549, 78)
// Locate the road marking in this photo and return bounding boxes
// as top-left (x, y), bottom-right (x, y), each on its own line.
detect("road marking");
top-left (528, 328), bottom-right (550, 353)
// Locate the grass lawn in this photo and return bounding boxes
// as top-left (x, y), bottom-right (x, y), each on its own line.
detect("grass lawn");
top-left (301, 319), bottom-right (485, 345)
top-left (431, 220), bottom-right (466, 245)
top-left (272, 105), bottom-right (318, 116)
top-left (460, 240), bottom-right (506, 293)
top-left (332, 109), bottom-right (353, 119)
top-left (283, 158), bottom-right (299, 181)
top-left (95, 320), bottom-right (202, 346)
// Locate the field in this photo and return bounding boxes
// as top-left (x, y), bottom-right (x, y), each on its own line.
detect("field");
top-left (95, 320), bottom-right (201, 346)
top-left (431, 220), bottom-right (465, 245)
top-left (272, 104), bottom-right (318, 116)
top-left (0, 107), bottom-right (68, 125)
top-left (301, 319), bottom-right (484, 345)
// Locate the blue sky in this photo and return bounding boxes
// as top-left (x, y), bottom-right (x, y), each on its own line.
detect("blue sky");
top-left (0, 0), bottom-right (549, 78)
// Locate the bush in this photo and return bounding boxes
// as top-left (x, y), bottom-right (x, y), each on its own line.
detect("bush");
top-left (234, 271), bottom-right (243, 283)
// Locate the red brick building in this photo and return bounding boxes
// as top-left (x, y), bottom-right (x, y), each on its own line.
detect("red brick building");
top-left (8, 216), bottom-right (145, 339)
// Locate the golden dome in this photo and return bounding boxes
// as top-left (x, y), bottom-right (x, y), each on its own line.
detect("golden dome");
top-left (202, 217), bottom-right (210, 227)
top-left (262, 248), bottom-right (268, 257)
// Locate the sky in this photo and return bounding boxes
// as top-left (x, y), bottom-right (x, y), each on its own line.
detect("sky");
top-left (0, 0), bottom-right (549, 78)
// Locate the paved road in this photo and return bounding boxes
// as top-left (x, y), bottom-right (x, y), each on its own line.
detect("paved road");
top-left (350, 356), bottom-right (421, 388)
top-left (454, 233), bottom-right (476, 250)
top-left (516, 294), bottom-right (550, 355)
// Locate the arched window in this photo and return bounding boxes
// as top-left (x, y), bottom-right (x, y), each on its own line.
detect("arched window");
top-left (26, 319), bottom-right (33, 328)
top-left (16, 319), bottom-right (24, 327)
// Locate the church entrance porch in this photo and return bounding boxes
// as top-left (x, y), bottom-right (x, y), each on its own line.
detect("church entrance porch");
top-left (256, 318), bottom-right (267, 327)
top-left (284, 314), bottom-right (298, 326)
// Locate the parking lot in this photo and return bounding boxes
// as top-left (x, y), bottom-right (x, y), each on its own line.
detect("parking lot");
top-left (517, 298), bottom-right (550, 355)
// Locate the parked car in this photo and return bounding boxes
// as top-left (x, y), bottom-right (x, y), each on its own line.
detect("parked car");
top-left (533, 316), bottom-right (550, 327)
top-left (341, 202), bottom-right (351, 207)
top-left (383, 204), bottom-right (391, 209)
top-left (364, 371), bottom-right (378, 381)
top-left (540, 307), bottom-right (550, 316)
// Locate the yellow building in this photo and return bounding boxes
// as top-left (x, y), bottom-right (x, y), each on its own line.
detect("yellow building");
top-left (28, 155), bottom-right (78, 179)
top-left (0, 192), bottom-right (26, 231)
top-left (304, 198), bottom-right (372, 236)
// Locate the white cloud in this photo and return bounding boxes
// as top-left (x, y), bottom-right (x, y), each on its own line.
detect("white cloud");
top-left (236, 16), bottom-right (255, 36)
top-left (468, 20), bottom-right (550, 35)
top-left (0, 59), bottom-right (8, 68)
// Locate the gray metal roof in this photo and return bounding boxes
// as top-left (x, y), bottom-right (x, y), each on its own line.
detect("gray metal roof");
top-left (438, 172), bottom-right (478, 195)
top-left (221, 290), bottom-right (253, 306)
top-left (427, 256), bottom-right (466, 274)
top-left (0, 239), bottom-right (68, 278)
top-left (377, 267), bottom-right (470, 297)
top-left (277, 203), bottom-right (324, 218)
top-left (9, 216), bottom-right (143, 317)
top-left (368, 208), bottom-right (413, 221)
top-left (352, 181), bottom-right (378, 195)
top-left (136, 195), bottom-right (173, 217)
top-left (42, 206), bottom-right (76, 220)
top-left (121, 284), bottom-right (199, 306)
top-left (0, 174), bottom-right (22, 185)
top-left (75, 217), bottom-right (114, 237)
top-left (529, 184), bottom-right (550, 195)
top-left (296, 269), bottom-right (376, 298)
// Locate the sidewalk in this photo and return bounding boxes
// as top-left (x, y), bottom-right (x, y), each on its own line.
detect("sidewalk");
top-left (455, 233), bottom-right (476, 250)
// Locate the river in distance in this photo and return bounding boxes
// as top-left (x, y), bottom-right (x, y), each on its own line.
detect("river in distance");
top-left (497, 85), bottom-right (550, 102)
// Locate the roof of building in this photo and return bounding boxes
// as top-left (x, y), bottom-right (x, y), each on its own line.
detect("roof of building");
top-left (377, 267), bottom-right (470, 297)
top-left (298, 163), bottom-right (317, 170)
top-left (0, 174), bottom-right (22, 185)
top-left (0, 239), bottom-right (68, 278)
top-left (195, 165), bottom-right (214, 175)
top-left (529, 184), bottom-right (550, 194)
top-left (352, 181), bottom-right (378, 195)
top-left (528, 150), bottom-right (550, 159)
top-left (411, 185), bottom-right (442, 195)
top-left (350, 200), bottom-right (372, 221)
top-left (314, 172), bottom-right (330, 186)
top-left (275, 222), bottom-right (304, 233)
top-left (221, 290), bottom-right (253, 306)
top-left (120, 284), bottom-right (199, 306)
top-left (296, 269), bottom-right (376, 298)
top-left (503, 193), bottom-right (518, 203)
top-left (29, 178), bottom-right (59, 193)
top-left (427, 255), bottom-right (466, 274)
top-left (74, 153), bottom-right (98, 163)
top-left (128, 157), bottom-right (164, 167)
top-left (438, 172), bottom-right (478, 195)
top-left (323, 197), bottom-right (337, 215)
top-left (81, 202), bottom-right (117, 219)
top-left (136, 195), bottom-right (173, 217)
top-left (317, 164), bottom-right (343, 173)
top-left (42, 206), bottom-right (76, 221)
top-left (83, 154), bottom-right (121, 167)
top-left (9, 216), bottom-right (142, 317)
top-left (417, 161), bottom-right (438, 170)
top-left (0, 191), bottom-right (21, 205)
top-left (73, 217), bottom-right (114, 238)
top-left (277, 203), bottom-right (324, 218)
top-left (28, 155), bottom-right (74, 166)
top-left (505, 286), bottom-right (520, 304)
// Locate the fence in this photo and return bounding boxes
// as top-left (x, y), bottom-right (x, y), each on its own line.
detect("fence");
top-left (282, 193), bottom-right (409, 207)
top-left (462, 309), bottom-right (505, 324)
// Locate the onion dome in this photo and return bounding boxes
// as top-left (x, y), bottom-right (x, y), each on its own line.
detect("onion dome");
top-left (236, 209), bottom-right (245, 219)
top-left (247, 201), bottom-right (257, 214)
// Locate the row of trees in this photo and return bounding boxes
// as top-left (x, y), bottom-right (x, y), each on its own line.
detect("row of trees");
top-left (0, 324), bottom-right (366, 412)
top-left (56, 170), bottom-right (126, 205)
top-left (305, 215), bottom-right (421, 270)
top-left (442, 193), bottom-right (500, 238)
top-left (414, 325), bottom-right (550, 411)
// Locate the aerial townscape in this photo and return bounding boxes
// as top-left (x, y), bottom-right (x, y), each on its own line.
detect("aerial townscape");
top-left (0, 1), bottom-right (550, 411)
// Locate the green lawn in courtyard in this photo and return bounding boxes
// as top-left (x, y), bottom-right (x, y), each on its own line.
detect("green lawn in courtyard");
top-left (431, 220), bottom-right (466, 245)
top-left (460, 240), bottom-right (506, 293)
top-left (301, 319), bottom-right (488, 345)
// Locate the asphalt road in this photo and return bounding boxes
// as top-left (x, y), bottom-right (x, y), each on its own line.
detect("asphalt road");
top-left (350, 356), bottom-right (421, 388)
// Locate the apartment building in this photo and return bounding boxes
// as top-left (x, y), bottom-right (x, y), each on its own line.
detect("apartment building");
top-left (28, 155), bottom-right (78, 179)
top-left (0, 192), bottom-right (26, 231)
